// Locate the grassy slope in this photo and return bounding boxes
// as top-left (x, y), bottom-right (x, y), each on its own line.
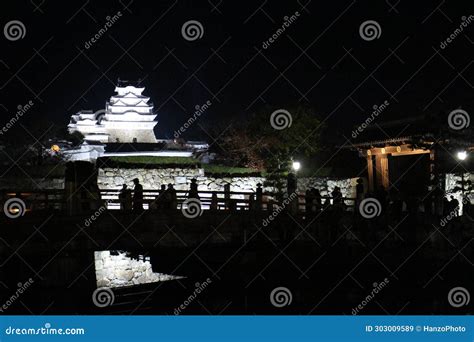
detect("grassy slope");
top-left (107, 156), bottom-right (259, 175)
top-left (108, 156), bottom-right (200, 165)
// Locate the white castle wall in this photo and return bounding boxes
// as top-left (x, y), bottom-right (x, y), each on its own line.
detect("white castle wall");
top-left (105, 128), bottom-right (157, 144)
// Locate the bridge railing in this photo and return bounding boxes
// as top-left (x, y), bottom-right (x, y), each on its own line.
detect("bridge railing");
top-left (0, 189), bottom-right (356, 214)
top-left (100, 189), bottom-right (356, 211)
top-left (1, 190), bottom-right (65, 214)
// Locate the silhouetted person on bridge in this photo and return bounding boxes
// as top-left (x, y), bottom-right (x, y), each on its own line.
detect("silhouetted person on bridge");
top-left (156, 184), bottom-right (166, 210)
top-left (151, 184), bottom-right (166, 210)
top-left (255, 183), bottom-right (263, 210)
top-left (210, 192), bottom-right (218, 210)
top-left (247, 193), bottom-right (254, 211)
top-left (224, 183), bottom-right (231, 210)
top-left (312, 189), bottom-right (322, 212)
top-left (167, 183), bottom-right (177, 210)
top-left (188, 178), bottom-right (200, 199)
top-left (306, 188), bottom-right (322, 214)
top-left (463, 194), bottom-right (472, 219)
top-left (450, 196), bottom-right (460, 216)
top-left (119, 184), bottom-right (132, 211)
top-left (88, 184), bottom-right (103, 210)
top-left (442, 196), bottom-right (450, 216)
top-left (132, 178), bottom-right (143, 211)
top-left (323, 197), bottom-right (331, 210)
top-left (331, 186), bottom-right (342, 205)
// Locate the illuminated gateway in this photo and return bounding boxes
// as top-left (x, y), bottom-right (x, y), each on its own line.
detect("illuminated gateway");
top-left (68, 82), bottom-right (158, 143)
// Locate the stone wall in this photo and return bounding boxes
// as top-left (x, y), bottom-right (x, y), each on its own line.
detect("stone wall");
top-left (94, 250), bottom-right (182, 288)
top-left (445, 173), bottom-right (474, 214)
top-left (297, 177), bottom-right (357, 199)
top-left (98, 167), bottom-right (358, 198)
top-left (0, 164), bottom-right (357, 201)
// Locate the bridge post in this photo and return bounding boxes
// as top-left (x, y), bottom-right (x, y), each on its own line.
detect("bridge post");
top-left (256, 183), bottom-right (263, 210)
top-left (224, 183), bottom-right (231, 210)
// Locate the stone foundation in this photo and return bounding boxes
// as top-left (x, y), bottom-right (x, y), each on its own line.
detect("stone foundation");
top-left (94, 250), bottom-right (182, 288)
top-left (97, 167), bottom-right (358, 198)
top-left (0, 165), bottom-right (358, 199)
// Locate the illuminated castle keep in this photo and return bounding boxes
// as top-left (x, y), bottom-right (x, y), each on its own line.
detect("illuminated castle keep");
top-left (68, 82), bottom-right (158, 143)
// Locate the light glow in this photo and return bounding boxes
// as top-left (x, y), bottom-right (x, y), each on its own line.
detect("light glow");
top-left (292, 161), bottom-right (301, 171)
top-left (457, 151), bottom-right (467, 161)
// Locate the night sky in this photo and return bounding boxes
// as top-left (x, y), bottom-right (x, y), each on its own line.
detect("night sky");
top-left (1, 1), bottom-right (473, 320)
top-left (1, 0), bottom-right (473, 141)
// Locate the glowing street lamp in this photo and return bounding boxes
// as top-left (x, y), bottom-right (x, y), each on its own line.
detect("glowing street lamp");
top-left (457, 151), bottom-right (467, 161)
top-left (292, 161), bottom-right (301, 172)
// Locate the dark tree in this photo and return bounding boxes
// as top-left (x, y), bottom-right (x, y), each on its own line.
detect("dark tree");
top-left (212, 105), bottom-right (323, 172)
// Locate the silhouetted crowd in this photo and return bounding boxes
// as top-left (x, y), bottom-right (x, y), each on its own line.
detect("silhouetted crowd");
top-left (119, 178), bottom-right (179, 212)
top-left (301, 177), bottom-right (473, 252)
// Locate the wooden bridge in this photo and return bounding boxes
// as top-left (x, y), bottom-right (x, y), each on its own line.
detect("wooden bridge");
top-left (0, 188), bottom-right (356, 215)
